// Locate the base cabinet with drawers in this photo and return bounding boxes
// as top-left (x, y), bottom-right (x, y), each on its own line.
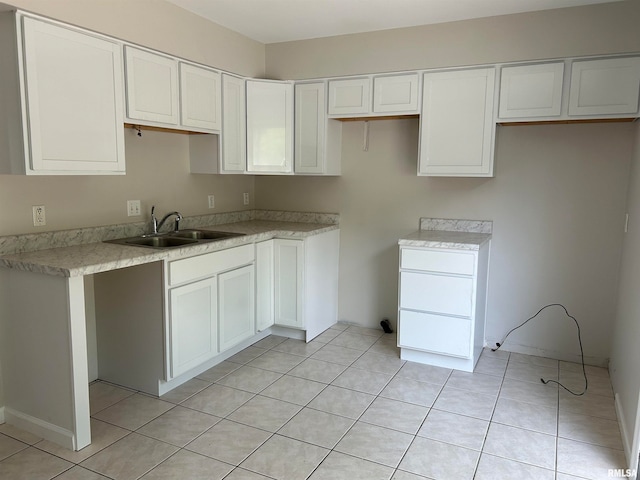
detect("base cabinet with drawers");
top-left (397, 242), bottom-right (490, 371)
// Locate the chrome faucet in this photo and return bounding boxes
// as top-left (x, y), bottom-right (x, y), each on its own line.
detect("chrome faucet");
top-left (151, 205), bottom-right (182, 234)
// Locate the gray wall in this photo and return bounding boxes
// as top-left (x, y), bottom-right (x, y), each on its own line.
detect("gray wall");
top-left (610, 123), bottom-right (640, 467)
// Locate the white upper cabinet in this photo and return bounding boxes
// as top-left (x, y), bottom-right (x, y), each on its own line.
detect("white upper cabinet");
top-left (419, 68), bottom-right (496, 177)
top-left (328, 78), bottom-right (371, 116)
top-left (124, 46), bottom-right (179, 126)
top-left (221, 74), bottom-right (247, 173)
top-left (179, 62), bottom-right (221, 132)
top-left (328, 74), bottom-right (419, 117)
top-left (498, 62), bottom-right (564, 119)
top-left (569, 57), bottom-right (640, 116)
top-left (0, 14), bottom-right (126, 175)
top-left (373, 73), bottom-right (420, 113)
top-left (246, 80), bottom-right (293, 174)
top-left (294, 82), bottom-right (342, 175)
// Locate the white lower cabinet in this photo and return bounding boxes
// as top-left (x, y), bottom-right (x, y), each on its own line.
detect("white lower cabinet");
top-left (166, 244), bottom-right (255, 379)
top-left (271, 229), bottom-right (340, 341)
top-left (397, 243), bottom-right (490, 372)
top-left (169, 277), bottom-right (218, 378)
top-left (256, 240), bottom-right (275, 331)
top-left (219, 265), bottom-right (255, 351)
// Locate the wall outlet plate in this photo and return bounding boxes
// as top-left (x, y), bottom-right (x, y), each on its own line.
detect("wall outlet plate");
top-left (208, 195), bottom-right (215, 209)
top-left (243, 193), bottom-right (250, 205)
top-left (127, 200), bottom-right (141, 217)
top-left (32, 205), bottom-right (46, 226)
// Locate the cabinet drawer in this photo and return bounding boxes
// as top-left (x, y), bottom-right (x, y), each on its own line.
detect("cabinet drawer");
top-left (401, 248), bottom-right (475, 275)
top-left (398, 309), bottom-right (471, 358)
top-left (400, 271), bottom-right (473, 317)
top-left (168, 244), bottom-right (254, 286)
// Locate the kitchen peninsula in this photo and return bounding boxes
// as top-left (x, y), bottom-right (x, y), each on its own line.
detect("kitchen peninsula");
top-left (0, 210), bottom-right (340, 451)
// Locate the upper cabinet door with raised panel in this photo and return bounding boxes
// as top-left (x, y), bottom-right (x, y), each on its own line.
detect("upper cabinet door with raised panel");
top-left (295, 83), bottom-right (325, 174)
top-left (246, 80), bottom-right (293, 174)
top-left (221, 74), bottom-right (247, 173)
top-left (21, 17), bottom-right (125, 174)
top-left (179, 63), bottom-right (221, 132)
top-left (569, 57), bottom-right (640, 116)
top-left (499, 63), bottom-right (564, 118)
top-left (125, 46), bottom-right (179, 125)
top-left (328, 78), bottom-right (371, 115)
top-left (419, 68), bottom-right (496, 177)
top-left (373, 73), bottom-right (419, 113)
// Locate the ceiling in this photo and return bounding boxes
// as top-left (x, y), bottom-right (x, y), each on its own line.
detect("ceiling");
top-left (166, 0), bottom-right (621, 44)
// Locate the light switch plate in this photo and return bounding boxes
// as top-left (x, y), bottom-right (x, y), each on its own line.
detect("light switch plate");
top-left (243, 193), bottom-right (250, 205)
top-left (208, 195), bottom-right (215, 209)
top-left (127, 200), bottom-right (141, 217)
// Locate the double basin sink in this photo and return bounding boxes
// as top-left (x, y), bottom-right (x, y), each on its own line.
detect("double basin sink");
top-left (106, 229), bottom-right (245, 249)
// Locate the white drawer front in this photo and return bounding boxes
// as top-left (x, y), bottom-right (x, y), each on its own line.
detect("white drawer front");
top-left (401, 248), bottom-right (475, 276)
top-left (399, 310), bottom-right (471, 357)
top-left (400, 272), bottom-right (473, 317)
top-left (169, 244), bottom-right (254, 285)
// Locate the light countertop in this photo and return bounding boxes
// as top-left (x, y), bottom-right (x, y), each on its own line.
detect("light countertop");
top-left (398, 229), bottom-right (491, 250)
top-left (0, 220), bottom-right (338, 277)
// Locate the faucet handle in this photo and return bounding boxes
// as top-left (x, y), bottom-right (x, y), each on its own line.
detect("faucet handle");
top-left (151, 205), bottom-right (158, 234)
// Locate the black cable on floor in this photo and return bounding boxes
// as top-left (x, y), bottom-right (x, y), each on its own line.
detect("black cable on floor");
top-left (491, 303), bottom-right (588, 396)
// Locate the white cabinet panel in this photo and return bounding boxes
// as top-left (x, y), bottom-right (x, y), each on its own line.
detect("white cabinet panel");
top-left (399, 310), bottom-right (471, 357)
top-left (125, 46), bottom-right (179, 125)
top-left (219, 265), bottom-right (255, 352)
top-left (169, 277), bottom-right (217, 378)
top-left (274, 239), bottom-right (304, 328)
top-left (400, 271), bottom-right (473, 317)
top-left (401, 248), bottom-right (475, 276)
top-left (499, 62), bottom-right (564, 118)
top-left (19, 16), bottom-right (125, 174)
top-left (419, 68), bottom-right (496, 177)
top-left (373, 73), bottom-right (419, 113)
top-left (328, 78), bottom-right (371, 115)
top-left (168, 244), bottom-right (254, 286)
top-left (246, 80), bottom-right (293, 173)
top-left (569, 57), bottom-right (640, 116)
top-left (295, 83), bottom-right (325, 174)
top-left (180, 63), bottom-right (221, 131)
top-left (256, 240), bottom-right (275, 332)
top-left (221, 74), bottom-right (247, 173)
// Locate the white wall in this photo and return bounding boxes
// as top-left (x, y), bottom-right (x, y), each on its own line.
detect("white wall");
top-left (610, 122), bottom-right (640, 470)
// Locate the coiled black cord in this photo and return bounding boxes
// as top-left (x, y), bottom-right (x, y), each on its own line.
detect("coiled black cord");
top-left (492, 303), bottom-right (588, 396)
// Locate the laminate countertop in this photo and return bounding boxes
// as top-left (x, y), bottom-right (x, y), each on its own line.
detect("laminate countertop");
top-left (0, 220), bottom-right (338, 277)
top-left (398, 229), bottom-right (492, 250)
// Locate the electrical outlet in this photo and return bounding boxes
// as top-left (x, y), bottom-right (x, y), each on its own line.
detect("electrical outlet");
top-left (32, 205), bottom-right (46, 226)
top-left (243, 193), bottom-right (250, 205)
top-left (208, 195), bottom-right (215, 209)
top-left (127, 200), bottom-right (141, 217)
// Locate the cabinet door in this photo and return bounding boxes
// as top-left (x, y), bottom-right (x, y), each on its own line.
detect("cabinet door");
top-left (419, 68), bottom-right (496, 177)
top-left (499, 63), bottom-right (564, 118)
top-left (274, 239), bottom-right (304, 328)
top-left (373, 74), bottom-right (419, 113)
top-left (246, 80), bottom-right (293, 173)
top-left (169, 277), bottom-right (217, 378)
top-left (295, 83), bottom-right (325, 174)
top-left (125, 46), bottom-right (179, 125)
top-left (219, 265), bottom-right (255, 352)
top-left (398, 310), bottom-right (471, 358)
top-left (180, 63), bottom-right (221, 131)
top-left (256, 240), bottom-right (275, 332)
top-left (221, 74), bottom-right (247, 173)
top-left (328, 78), bottom-right (371, 115)
top-left (21, 17), bottom-right (125, 173)
top-left (569, 57), bottom-right (640, 116)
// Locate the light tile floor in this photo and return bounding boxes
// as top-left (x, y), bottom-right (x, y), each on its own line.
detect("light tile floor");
top-left (0, 323), bottom-right (628, 480)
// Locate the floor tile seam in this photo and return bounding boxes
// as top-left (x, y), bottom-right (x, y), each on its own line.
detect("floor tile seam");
top-left (557, 408), bottom-right (619, 422)
top-left (92, 403), bottom-right (176, 433)
top-left (487, 417), bottom-right (557, 437)
top-left (477, 451), bottom-right (557, 475)
top-left (330, 442), bottom-right (410, 471)
top-left (474, 366), bottom-right (508, 470)
top-left (555, 431), bottom-right (625, 451)
top-left (262, 378), bottom-right (331, 407)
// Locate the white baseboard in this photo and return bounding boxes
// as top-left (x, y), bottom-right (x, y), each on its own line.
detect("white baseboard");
top-left (4, 408), bottom-right (75, 450)
top-left (616, 393), bottom-right (633, 464)
top-left (485, 339), bottom-right (608, 367)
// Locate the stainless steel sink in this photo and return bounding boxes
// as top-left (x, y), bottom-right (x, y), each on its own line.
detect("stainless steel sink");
top-left (105, 229), bottom-right (245, 249)
top-left (171, 229), bottom-right (243, 240)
